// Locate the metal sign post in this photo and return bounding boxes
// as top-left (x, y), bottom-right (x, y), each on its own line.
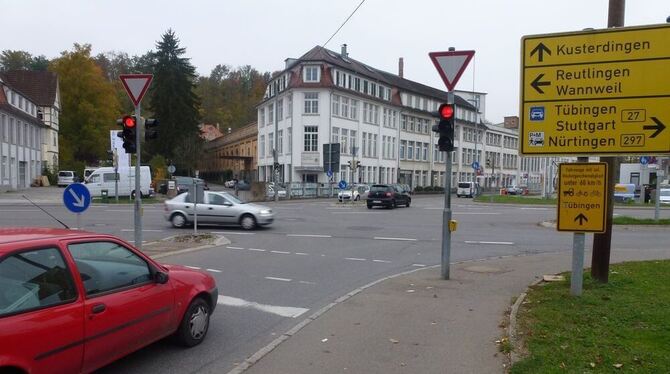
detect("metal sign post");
top-left (193, 179), bottom-right (198, 235)
top-left (442, 147), bottom-right (453, 279)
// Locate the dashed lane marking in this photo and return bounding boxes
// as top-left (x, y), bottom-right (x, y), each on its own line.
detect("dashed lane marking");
top-left (265, 276), bottom-right (292, 282)
top-left (294, 252), bottom-right (309, 256)
top-left (373, 236), bottom-right (417, 241)
top-left (286, 234), bottom-right (332, 238)
top-left (344, 257), bottom-right (367, 261)
top-left (226, 246), bottom-right (244, 250)
top-left (270, 250), bottom-right (291, 254)
top-left (372, 259), bottom-right (392, 263)
top-left (248, 248), bottom-right (267, 252)
top-left (206, 268), bottom-right (222, 273)
top-left (185, 266), bottom-right (201, 270)
top-left (412, 264), bottom-right (427, 267)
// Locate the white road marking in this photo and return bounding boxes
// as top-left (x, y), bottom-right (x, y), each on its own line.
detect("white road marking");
top-left (206, 268), bottom-right (222, 273)
top-left (294, 252), bottom-right (309, 256)
top-left (218, 295), bottom-right (309, 318)
top-left (270, 250), bottom-right (291, 254)
top-left (248, 248), bottom-right (267, 252)
top-left (373, 236), bottom-right (417, 241)
top-left (287, 234), bottom-right (332, 238)
top-left (464, 241), bottom-right (515, 245)
top-left (226, 246), bottom-right (244, 250)
top-left (185, 266), bottom-right (201, 270)
top-left (344, 257), bottom-right (367, 261)
top-left (298, 280), bottom-right (317, 285)
top-left (412, 264), bottom-right (427, 267)
top-left (211, 231), bottom-right (255, 235)
top-left (372, 259), bottom-right (392, 263)
top-left (265, 276), bottom-right (292, 282)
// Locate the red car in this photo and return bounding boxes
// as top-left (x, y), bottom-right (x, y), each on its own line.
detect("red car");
top-left (0, 228), bottom-right (218, 374)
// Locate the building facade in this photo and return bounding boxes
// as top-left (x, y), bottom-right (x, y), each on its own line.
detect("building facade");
top-left (256, 46), bottom-right (522, 188)
top-left (0, 74), bottom-right (47, 190)
top-left (200, 122), bottom-right (258, 182)
top-left (1, 71), bottom-right (60, 172)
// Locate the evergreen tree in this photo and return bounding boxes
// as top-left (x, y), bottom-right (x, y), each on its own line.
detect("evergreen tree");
top-left (147, 29), bottom-right (201, 174)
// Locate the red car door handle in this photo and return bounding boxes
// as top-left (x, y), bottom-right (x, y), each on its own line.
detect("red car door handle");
top-left (91, 303), bottom-right (106, 314)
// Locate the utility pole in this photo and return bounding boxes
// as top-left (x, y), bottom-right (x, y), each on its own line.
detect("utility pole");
top-left (592, 0), bottom-right (624, 283)
top-left (274, 99), bottom-right (279, 202)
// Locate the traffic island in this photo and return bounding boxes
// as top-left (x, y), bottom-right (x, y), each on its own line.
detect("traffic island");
top-left (142, 233), bottom-right (230, 259)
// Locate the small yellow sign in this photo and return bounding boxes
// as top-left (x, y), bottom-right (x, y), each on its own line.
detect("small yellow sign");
top-left (520, 24), bottom-right (670, 156)
top-left (557, 163), bottom-right (608, 233)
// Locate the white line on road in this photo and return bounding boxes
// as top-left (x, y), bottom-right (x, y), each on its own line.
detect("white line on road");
top-left (206, 268), bottom-right (222, 273)
top-left (298, 280), bottom-right (317, 285)
top-left (344, 257), bottom-right (367, 261)
top-left (270, 250), bottom-right (291, 254)
top-left (464, 241), bottom-right (515, 245)
top-left (373, 236), bottom-right (418, 241)
top-left (248, 248), bottom-right (267, 252)
top-left (294, 252), bottom-right (309, 256)
top-left (211, 231), bottom-right (256, 235)
top-left (372, 259), bottom-right (392, 263)
top-left (286, 234), bottom-right (332, 238)
top-left (217, 295), bottom-right (308, 318)
top-left (412, 264), bottom-right (427, 267)
top-left (226, 246), bottom-right (244, 250)
top-left (185, 266), bottom-right (201, 270)
top-left (265, 276), bottom-right (292, 282)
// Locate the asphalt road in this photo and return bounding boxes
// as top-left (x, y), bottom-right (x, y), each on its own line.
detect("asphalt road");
top-left (1, 193), bottom-right (669, 373)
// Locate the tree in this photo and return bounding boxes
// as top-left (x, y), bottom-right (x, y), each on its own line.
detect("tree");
top-left (50, 44), bottom-right (120, 168)
top-left (0, 50), bottom-right (49, 71)
top-left (147, 29), bottom-right (201, 174)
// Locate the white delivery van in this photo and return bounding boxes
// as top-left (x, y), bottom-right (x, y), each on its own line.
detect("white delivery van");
top-left (457, 181), bottom-right (479, 198)
top-left (85, 166), bottom-right (152, 198)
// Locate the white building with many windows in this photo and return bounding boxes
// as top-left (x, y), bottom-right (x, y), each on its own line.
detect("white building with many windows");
top-left (0, 74), bottom-right (47, 190)
top-left (257, 45), bottom-right (522, 188)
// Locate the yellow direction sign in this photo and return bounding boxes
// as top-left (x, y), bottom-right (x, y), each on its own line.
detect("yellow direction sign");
top-left (520, 24), bottom-right (670, 155)
top-left (557, 163), bottom-right (608, 233)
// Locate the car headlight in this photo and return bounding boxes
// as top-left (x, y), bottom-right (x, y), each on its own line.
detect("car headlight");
top-left (260, 209), bottom-right (272, 215)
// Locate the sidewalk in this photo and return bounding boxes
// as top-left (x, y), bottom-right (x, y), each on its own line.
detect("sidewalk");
top-left (235, 248), bottom-right (670, 374)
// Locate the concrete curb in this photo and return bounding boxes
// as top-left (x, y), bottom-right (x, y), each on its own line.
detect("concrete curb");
top-left (508, 277), bottom-right (544, 364)
top-left (150, 235), bottom-right (231, 259)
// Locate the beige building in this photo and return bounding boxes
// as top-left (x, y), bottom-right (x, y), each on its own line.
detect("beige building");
top-left (200, 122), bottom-right (258, 182)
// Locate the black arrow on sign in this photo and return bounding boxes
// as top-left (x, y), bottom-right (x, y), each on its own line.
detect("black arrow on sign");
top-left (574, 213), bottom-right (588, 226)
top-left (531, 74), bottom-right (551, 94)
top-left (530, 43), bottom-right (551, 62)
top-left (643, 117), bottom-right (666, 138)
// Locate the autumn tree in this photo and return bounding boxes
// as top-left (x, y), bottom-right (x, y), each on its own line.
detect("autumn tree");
top-left (0, 50), bottom-right (50, 71)
top-left (146, 29), bottom-right (201, 174)
top-left (50, 44), bottom-right (120, 170)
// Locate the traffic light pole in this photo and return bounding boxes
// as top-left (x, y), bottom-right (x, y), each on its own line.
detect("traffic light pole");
top-left (442, 149), bottom-right (453, 280)
top-left (134, 104), bottom-right (142, 250)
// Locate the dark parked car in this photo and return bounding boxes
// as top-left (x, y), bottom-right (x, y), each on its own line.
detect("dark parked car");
top-left (367, 184), bottom-right (411, 209)
top-left (235, 180), bottom-right (251, 191)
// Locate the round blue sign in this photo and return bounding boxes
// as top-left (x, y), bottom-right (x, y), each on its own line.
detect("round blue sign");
top-left (63, 183), bottom-right (91, 213)
top-left (327, 169), bottom-right (333, 178)
top-left (338, 180), bottom-right (348, 190)
top-left (640, 156), bottom-right (649, 165)
top-left (472, 161), bottom-right (480, 170)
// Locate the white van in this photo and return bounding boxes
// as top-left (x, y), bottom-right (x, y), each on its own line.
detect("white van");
top-left (85, 166), bottom-right (152, 198)
top-left (457, 181), bottom-right (479, 198)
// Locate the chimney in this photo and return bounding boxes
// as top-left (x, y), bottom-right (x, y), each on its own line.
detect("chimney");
top-left (285, 58), bottom-right (298, 69)
top-left (398, 57), bottom-right (404, 78)
top-left (341, 44), bottom-right (348, 59)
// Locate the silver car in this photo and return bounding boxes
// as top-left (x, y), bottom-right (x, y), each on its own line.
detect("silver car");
top-left (164, 191), bottom-right (275, 230)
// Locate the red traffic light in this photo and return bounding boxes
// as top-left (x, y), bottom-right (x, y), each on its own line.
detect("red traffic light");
top-left (123, 115), bottom-right (136, 128)
top-left (438, 104), bottom-right (454, 119)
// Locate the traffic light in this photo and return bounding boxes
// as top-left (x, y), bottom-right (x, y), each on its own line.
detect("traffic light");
top-left (355, 161), bottom-right (361, 169)
top-left (432, 103), bottom-right (455, 152)
top-left (486, 157), bottom-right (491, 167)
top-left (116, 115), bottom-right (137, 154)
top-left (145, 118), bottom-right (159, 141)
top-left (347, 160), bottom-right (352, 168)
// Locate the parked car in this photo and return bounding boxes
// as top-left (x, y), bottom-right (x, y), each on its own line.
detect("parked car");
top-left (506, 185), bottom-right (521, 195)
top-left (235, 180), bottom-right (251, 191)
top-left (165, 191), bottom-right (274, 230)
top-left (85, 166), bottom-right (153, 198)
top-left (173, 176), bottom-right (209, 194)
top-left (367, 184), bottom-right (411, 209)
top-left (57, 170), bottom-right (77, 187)
top-left (456, 181), bottom-right (479, 198)
top-left (224, 180), bottom-right (236, 188)
top-left (659, 187), bottom-right (670, 205)
top-left (0, 227), bottom-right (217, 374)
top-left (267, 185), bottom-right (287, 198)
top-left (338, 187), bottom-right (361, 201)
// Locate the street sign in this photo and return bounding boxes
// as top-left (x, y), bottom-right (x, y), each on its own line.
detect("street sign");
top-left (640, 156), bottom-right (649, 165)
top-left (326, 169), bottom-right (333, 178)
top-left (429, 50), bottom-right (475, 91)
top-left (472, 161), bottom-right (479, 170)
top-left (520, 24), bottom-right (670, 156)
top-left (119, 74), bottom-right (153, 106)
top-left (557, 162), bottom-right (608, 233)
top-left (63, 183), bottom-right (91, 214)
top-left (167, 164), bottom-right (176, 174)
top-left (338, 180), bottom-right (348, 190)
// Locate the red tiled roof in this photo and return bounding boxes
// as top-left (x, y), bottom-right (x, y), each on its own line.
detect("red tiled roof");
top-left (1, 70), bottom-right (58, 107)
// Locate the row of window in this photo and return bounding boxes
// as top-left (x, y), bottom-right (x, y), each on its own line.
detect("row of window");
top-left (339, 166), bottom-right (396, 185)
top-left (332, 94), bottom-right (359, 121)
top-left (3, 88), bottom-right (38, 118)
top-left (259, 95), bottom-right (293, 127)
top-left (331, 127), bottom-right (358, 155)
top-left (0, 114), bottom-right (42, 149)
top-left (399, 140), bottom-right (430, 162)
top-left (400, 115), bottom-right (431, 134)
top-left (332, 68), bottom-right (392, 101)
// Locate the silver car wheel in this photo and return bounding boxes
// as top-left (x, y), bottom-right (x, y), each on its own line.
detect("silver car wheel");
top-left (189, 305), bottom-right (209, 340)
top-left (241, 215), bottom-right (256, 230)
top-left (171, 214), bottom-right (186, 228)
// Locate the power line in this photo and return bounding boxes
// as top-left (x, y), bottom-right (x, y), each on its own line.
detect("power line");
top-left (323, 0), bottom-right (367, 48)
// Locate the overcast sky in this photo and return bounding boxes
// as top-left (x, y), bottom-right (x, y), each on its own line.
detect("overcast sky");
top-left (3, 0), bottom-right (668, 123)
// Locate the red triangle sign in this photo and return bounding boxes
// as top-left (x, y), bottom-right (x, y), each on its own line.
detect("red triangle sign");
top-left (429, 50), bottom-right (475, 91)
top-left (119, 74), bottom-right (153, 106)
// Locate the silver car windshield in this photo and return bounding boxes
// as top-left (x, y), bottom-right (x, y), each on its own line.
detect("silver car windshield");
top-left (222, 192), bottom-right (245, 204)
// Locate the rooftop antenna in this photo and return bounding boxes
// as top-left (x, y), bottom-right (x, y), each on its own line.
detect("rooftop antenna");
top-left (22, 195), bottom-right (70, 229)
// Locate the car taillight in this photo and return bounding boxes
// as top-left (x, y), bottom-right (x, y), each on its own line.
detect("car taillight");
top-left (385, 192), bottom-right (392, 197)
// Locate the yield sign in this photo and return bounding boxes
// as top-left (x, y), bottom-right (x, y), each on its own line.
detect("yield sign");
top-left (119, 74), bottom-right (153, 106)
top-left (429, 50), bottom-right (475, 91)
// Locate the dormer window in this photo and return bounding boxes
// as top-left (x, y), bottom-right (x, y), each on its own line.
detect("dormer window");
top-left (303, 66), bottom-right (320, 83)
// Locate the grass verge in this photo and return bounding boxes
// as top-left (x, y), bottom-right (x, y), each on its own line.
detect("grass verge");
top-left (613, 216), bottom-right (670, 225)
top-left (473, 195), bottom-right (557, 205)
top-left (512, 260), bottom-right (670, 373)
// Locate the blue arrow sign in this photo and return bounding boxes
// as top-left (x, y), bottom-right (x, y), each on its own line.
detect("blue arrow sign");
top-left (640, 156), bottom-right (649, 165)
top-left (63, 183), bottom-right (91, 213)
top-left (327, 169), bottom-right (333, 178)
top-left (472, 161), bottom-right (480, 170)
top-left (338, 180), bottom-right (348, 190)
